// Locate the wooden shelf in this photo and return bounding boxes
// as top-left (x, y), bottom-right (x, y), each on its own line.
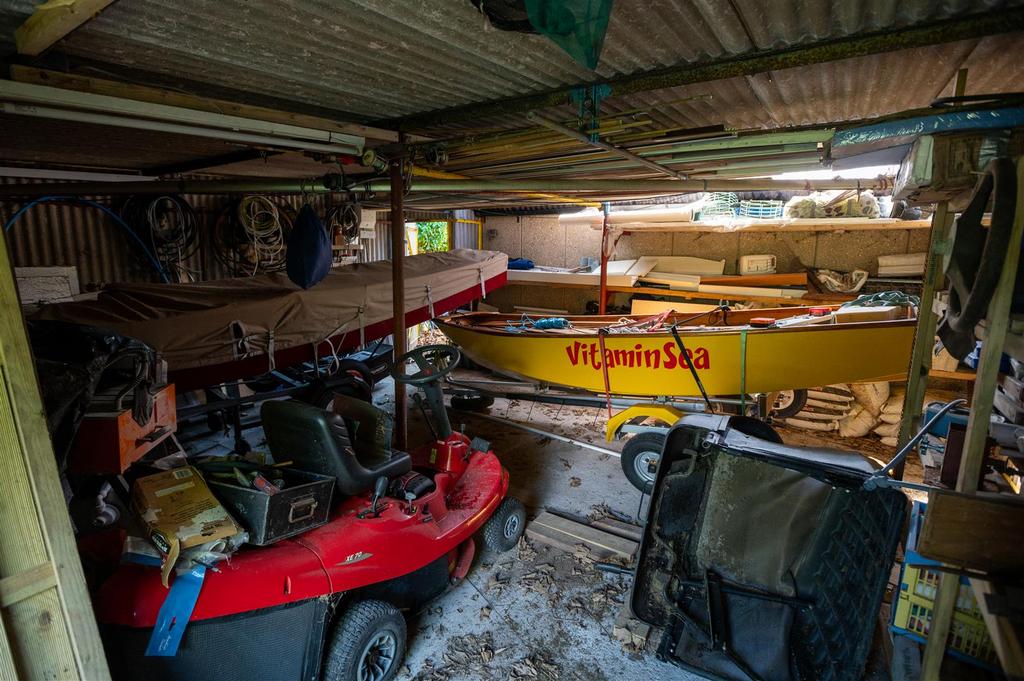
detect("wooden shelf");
top-left (508, 279), bottom-right (850, 306)
top-left (929, 368), bottom-right (977, 381)
top-left (586, 218), bottom-right (933, 234)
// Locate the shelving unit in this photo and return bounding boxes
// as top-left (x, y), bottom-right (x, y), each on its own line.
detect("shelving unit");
top-left (581, 217), bottom-right (933, 234)
top-left (911, 159), bottom-right (1024, 680)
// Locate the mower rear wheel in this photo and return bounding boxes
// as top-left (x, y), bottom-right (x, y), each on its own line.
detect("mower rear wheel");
top-left (482, 497), bottom-right (526, 553)
top-left (322, 599), bottom-right (406, 681)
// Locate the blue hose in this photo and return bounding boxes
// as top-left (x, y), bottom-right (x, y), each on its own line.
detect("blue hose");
top-left (4, 195), bottom-right (171, 283)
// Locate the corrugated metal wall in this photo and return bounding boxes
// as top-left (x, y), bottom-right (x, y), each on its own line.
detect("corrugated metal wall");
top-left (1, 180), bottom-right (481, 289)
top-left (452, 209), bottom-right (480, 250)
top-left (0, 178), bottom-right (399, 288)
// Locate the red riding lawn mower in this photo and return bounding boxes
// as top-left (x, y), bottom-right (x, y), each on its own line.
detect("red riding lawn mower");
top-left (94, 345), bottom-right (526, 681)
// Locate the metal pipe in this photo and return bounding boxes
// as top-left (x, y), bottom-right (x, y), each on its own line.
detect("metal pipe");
top-left (390, 155), bottom-right (407, 450)
top-left (365, 177), bottom-right (894, 193)
top-left (469, 413), bottom-right (621, 459)
top-left (0, 175), bottom-right (893, 199)
top-left (0, 102), bottom-right (362, 155)
top-left (0, 177), bottom-right (337, 198)
top-left (598, 203), bottom-right (610, 314)
top-left (527, 111), bottom-right (689, 181)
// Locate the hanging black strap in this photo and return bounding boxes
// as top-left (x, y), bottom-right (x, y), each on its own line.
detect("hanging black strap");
top-left (671, 324), bottom-right (714, 413)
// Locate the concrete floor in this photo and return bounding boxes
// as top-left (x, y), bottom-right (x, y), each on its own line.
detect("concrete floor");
top-left (372, 380), bottom-right (686, 680)
top-left (180, 368), bottom-right (912, 680)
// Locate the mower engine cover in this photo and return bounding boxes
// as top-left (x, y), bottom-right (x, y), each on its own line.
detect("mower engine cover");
top-left (631, 414), bottom-right (907, 681)
top-left (286, 204), bottom-right (332, 289)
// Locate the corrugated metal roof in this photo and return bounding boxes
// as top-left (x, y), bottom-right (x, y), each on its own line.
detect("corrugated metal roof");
top-left (0, 0), bottom-right (1021, 197)
top-left (1, 0), bottom-right (1019, 123)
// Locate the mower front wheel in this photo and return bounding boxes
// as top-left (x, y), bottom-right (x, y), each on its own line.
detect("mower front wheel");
top-left (482, 497), bottom-right (526, 553)
top-left (322, 599), bottom-right (406, 681)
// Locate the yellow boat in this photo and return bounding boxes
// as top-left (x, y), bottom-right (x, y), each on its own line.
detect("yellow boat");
top-left (437, 307), bottom-right (915, 397)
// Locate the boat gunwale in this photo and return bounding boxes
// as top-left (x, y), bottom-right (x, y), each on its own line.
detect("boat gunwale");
top-left (435, 315), bottom-right (917, 339)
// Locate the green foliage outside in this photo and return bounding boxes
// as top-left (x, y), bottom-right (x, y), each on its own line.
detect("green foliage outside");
top-left (417, 221), bottom-right (449, 253)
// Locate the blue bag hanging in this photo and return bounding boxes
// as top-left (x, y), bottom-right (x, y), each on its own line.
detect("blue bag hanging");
top-left (287, 204), bottom-right (332, 289)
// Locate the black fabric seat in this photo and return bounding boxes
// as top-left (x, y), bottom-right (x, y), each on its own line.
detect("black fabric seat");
top-left (261, 400), bottom-right (411, 496)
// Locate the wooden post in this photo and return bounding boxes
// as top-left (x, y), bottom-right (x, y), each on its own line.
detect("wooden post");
top-left (390, 155), bottom-right (407, 450)
top-left (0, 219), bottom-right (109, 678)
top-left (921, 159), bottom-right (1024, 679)
top-left (598, 203), bottom-right (610, 314)
top-left (895, 202), bottom-right (954, 478)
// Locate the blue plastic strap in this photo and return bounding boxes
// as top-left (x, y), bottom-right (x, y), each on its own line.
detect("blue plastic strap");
top-left (145, 564), bottom-right (208, 657)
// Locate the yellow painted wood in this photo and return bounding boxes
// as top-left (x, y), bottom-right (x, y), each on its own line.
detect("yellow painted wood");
top-left (439, 319), bottom-right (915, 397)
top-left (14, 0), bottom-right (114, 56)
top-left (0, 563), bottom-right (57, 608)
top-left (0, 213), bottom-right (109, 678)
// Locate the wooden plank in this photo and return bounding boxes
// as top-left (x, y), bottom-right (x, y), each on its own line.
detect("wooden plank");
top-left (0, 562), bottom-right (57, 608)
top-left (919, 491), bottom-right (1024, 572)
top-left (14, 0), bottom-right (114, 56)
top-left (699, 272), bottom-right (808, 287)
top-left (0, 205), bottom-right (109, 678)
top-left (898, 204), bottom-right (954, 466)
top-left (0, 608), bottom-right (17, 681)
top-left (604, 218), bottom-right (933, 233)
top-left (970, 578), bottom-right (1024, 677)
top-left (589, 517), bottom-right (644, 543)
top-left (9, 65), bottom-right (401, 143)
top-left (526, 512), bottom-right (637, 562)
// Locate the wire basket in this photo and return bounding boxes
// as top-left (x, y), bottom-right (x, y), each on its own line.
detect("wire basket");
top-left (738, 199), bottom-right (784, 219)
top-left (701, 192), bottom-right (739, 218)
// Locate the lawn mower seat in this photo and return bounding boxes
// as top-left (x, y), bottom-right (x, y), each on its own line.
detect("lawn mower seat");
top-left (331, 393), bottom-right (394, 464)
top-left (260, 400), bottom-right (411, 497)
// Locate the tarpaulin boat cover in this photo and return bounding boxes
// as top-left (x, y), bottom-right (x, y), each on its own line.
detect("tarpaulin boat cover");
top-left (35, 249), bottom-right (507, 372)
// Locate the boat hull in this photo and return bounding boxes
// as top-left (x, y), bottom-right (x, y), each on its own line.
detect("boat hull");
top-left (439, 319), bottom-right (915, 397)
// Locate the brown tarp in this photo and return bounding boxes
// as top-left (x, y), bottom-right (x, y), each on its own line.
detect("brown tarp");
top-left (35, 249), bottom-right (507, 372)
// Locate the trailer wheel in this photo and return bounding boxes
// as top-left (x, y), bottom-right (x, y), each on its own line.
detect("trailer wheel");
top-left (482, 497), bottom-right (526, 552)
top-left (771, 389), bottom-right (807, 419)
top-left (322, 600), bottom-right (406, 681)
top-left (621, 432), bottom-right (666, 492)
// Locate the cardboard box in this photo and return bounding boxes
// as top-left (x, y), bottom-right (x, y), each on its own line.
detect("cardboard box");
top-left (132, 466), bottom-right (241, 584)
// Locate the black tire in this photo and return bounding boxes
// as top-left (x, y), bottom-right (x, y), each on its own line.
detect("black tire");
top-left (322, 600), bottom-right (406, 681)
top-left (771, 389), bottom-right (808, 419)
top-left (482, 497), bottom-right (526, 552)
top-left (336, 359), bottom-right (374, 389)
top-left (450, 393), bottom-right (494, 411)
top-left (621, 432), bottom-right (666, 493)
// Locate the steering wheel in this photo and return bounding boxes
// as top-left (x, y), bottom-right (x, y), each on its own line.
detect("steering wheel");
top-left (937, 157), bottom-right (1019, 358)
top-left (390, 344), bottom-right (461, 386)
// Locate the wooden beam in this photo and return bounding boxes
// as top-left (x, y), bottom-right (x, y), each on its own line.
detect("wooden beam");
top-left (896, 204), bottom-right (954, 478)
top-left (918, 491), bottom-right (1024, 573)
top-left (14, 0), bottom-right (115, 57)
top-left (0, 563), bottom-right (57, 609)
top-left (0, 194), bottom-right (109, 678)
top-left (9, 65), bottom-right (401, 143)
